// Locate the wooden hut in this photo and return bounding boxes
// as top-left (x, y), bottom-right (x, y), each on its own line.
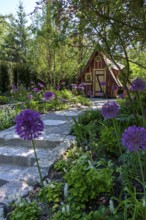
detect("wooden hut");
top-left (78, 51), bottom-right (125, 98)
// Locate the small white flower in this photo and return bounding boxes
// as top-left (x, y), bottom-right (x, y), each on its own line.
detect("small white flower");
top-left (64, 183), bottom-right (68, 198)
top-left (109, 199), bottom-right (114, 213)
top-left (49, 183), bottom-right (55, 188)
top-left (66, 205), bottom-right (70, 213)
top-left (62, 206), bottom-right (65, 213)
top-left (143, 199), bottom-right (146, 207)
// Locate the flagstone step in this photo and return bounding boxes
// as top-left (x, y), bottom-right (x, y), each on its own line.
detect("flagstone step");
top-left (0, 126), bottom-right (67, 148)
top-left (0, 134), bottom-right (75, 167)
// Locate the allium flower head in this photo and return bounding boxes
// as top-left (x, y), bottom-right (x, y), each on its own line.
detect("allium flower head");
top-left (101, 101), bottom-right (120, 119)
top-left (38, 83), bottom-right (44, 88)
top-left (113, 85), bottom-right (118, 91)
top-left (56, 85), bottom-right (60, 90)
top-left (28, 94), bottom-right (33, 99)
top-left (61, 82), bottom-right (65, 85)
top-left (33, 87), bottom-right (39, 92)
top-left (71, 84), bottom-right (77, 89)
top-left (122, 126), bottom-right (146, 151)
top-left (131, 77), bottom-right (145, 91)
top-left (15, 109), bottom-right (44, 140)
top-left (43, 91), bottom-right (55, 101)
top-left (118, 94), bottom-right (125, 99)
top-left (87, 90), bottom-right (92, 96)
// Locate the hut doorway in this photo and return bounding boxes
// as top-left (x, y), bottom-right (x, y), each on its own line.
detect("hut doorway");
top-left (93, 69), bottom-right (106, 97)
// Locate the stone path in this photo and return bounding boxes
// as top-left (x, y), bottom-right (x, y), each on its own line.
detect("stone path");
top-left (0, 98), bottom-right (111, 207)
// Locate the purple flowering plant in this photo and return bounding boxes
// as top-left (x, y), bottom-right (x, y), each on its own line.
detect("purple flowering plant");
top-left (122, 125), bottom-right (146, 206)
top-left (101, 101), bottom-right (122, 154)
top-left (15, 109), bottom-right (47, 205)
top-left (43, 91), bottom-right (55, 101)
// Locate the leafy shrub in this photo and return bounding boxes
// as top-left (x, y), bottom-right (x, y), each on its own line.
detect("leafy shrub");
top-left (64, 155), bottom-right (114, 204)
top-left (98, 126), bottom-right (119, 155)
top-left (76, 95), bottom-right (91, 106)
top-left (55, 90), bottom-right (73, 100)
top-left (39, 181), bottom-right (63, 211)
top-left (0, 106), bottom-right (20, 130)
top-left (9, 200), bottom-right (41, 220)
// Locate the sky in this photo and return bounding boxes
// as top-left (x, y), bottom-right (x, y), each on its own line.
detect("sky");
top-left (0, 0), bottom-right (37, 16)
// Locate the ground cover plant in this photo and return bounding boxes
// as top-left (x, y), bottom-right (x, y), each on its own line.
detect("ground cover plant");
top-left (6, 77), bottom-right (146, 220)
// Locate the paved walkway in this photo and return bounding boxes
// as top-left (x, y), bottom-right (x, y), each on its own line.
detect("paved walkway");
top-left (0, 98), bottom-right (111, 206)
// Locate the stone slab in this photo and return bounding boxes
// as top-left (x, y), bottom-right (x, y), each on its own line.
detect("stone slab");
top-left (0, 164), bottom-right (28, 182)
top-left (44, 120), bottom-right (67, 126)
top-left (0, 127), bottom-right (66, 148)
top-left (0, 180), bottom-right (33, 205)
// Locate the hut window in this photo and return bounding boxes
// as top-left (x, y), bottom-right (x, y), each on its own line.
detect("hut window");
top-left (85, 73), bottom-right (92, 81)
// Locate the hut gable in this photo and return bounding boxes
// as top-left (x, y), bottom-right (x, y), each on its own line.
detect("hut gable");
top-left (78, 50), bottom-right (124, 98)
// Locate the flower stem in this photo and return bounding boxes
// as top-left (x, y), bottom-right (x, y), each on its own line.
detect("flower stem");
top-left (138, 91), bottom-right (145, 127)
top-left (137, 152), bottom-right (146, 216)
top-left (112, 119), bottom-right (122, 155)
top-left (31, 139), bottom-right (49, 216)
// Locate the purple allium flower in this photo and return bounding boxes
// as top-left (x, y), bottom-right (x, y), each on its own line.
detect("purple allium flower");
top-left (15, 109), bottom-right (44, 140)
top-left (87, 90), bottom-right (92, 96)
top-left (43, 91), bottom-right (55, 101)
top-left (11, 85), bottom-right (17, 89)
top-left (30, 81), bottom-right (35, 85)
top-left (28, 94), bottom-right (33, 99)
top-left (71, 84), bottom-right (77, 89)
top-left (101, 101), bottom-right (120, 119)
top-left (38, 83), bottom-right (44, 88)
top-left (61, 82), bottom-right (65, 85)
top-left (56, 85), bottom-right (60, 90)
top-left (33, 87), bottom-right (39, 92)
top-left (100, 81), bottom-right (106, 86)
top-left (122, 126), bottom-right (146, 151)
top-left (77, 84), bottom-right (84, 90)
top-left (81, 83), bottom-right (87, 86)
top-left (131, 78), bottom-right (145, 91)
top-left (118, 94), bottom-right (125, 99)
top-left (113, 85), bottom-right (118, 91)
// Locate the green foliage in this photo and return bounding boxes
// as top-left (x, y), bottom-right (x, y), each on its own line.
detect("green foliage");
top-left (39, 181), bottom-right (63, 211)
top-left (54, 159), bottom-right (71, 172)
top-left (64, 155), bottom-right (114, 204)
top-left (28, 100), bottom-right (39, 111)
top-left (0, 106), bottom-right (20, 130)
top-left (9, 200), bottom-right (41, 220)
top-left (52, 204), bottom-right (120, 220)
top-left (72, 110), bottom-right (103, 146)
top-left (77, 109), bottom-right (103, 126)
top-left (0, 95), bottom-right (10, 104)
top-left (98, 126), bottom-right (120, 155)
top-left (55, 90), bottom-right (74, 100)
top-left (76, 95), bottom-right (91, 106)
top-left (113, 188), bottom-right (146, 219)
